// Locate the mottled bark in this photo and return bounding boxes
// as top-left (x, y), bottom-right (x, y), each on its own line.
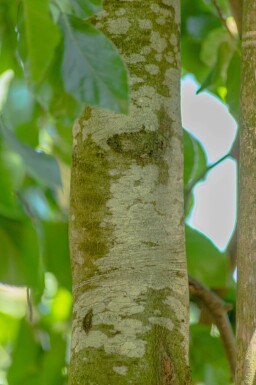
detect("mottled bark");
top-left (69, 1), bottom-right (191, 384)
top-left (236, 1), bottom-right (256, 384)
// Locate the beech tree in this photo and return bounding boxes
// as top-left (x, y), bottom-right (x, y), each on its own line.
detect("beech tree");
top-left (69, 1), bottom-right (191, 384)
top-left (0, 0), bottom-right (255, 385)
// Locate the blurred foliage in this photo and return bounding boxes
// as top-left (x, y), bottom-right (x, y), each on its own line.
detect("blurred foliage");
top-left (0, 0), bottom-right (239, 384)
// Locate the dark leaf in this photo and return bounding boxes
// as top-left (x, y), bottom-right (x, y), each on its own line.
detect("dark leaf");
top-left (69, 0), bottom-right (103, 19)
top-left (186, 225), bottom-right (229, 288)
top-left (18, 0), bottom-right (60, 84)
top-left (1, 120), bottom-right (62, 189)
top-left (59, 14), bottom-right (129, 113)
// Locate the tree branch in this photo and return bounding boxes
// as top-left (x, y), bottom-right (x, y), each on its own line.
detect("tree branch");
top-left (184, 153), bottom-right (230, 213)
top-left (212, 0), bottom-right (236, 39)
top-left (228, 0), bottom-right (243, 37)
top-left (189, 275), bottom-right (236, 379)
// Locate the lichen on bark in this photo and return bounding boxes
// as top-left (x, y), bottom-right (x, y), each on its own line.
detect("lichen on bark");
top-left (69, 1), bottom-right (191, 384)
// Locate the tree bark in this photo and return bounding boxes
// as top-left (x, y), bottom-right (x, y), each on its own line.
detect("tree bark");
top-left (236, 1), bottom-right (256, 384)
top-left (68, 1), bottom-right (191, 384)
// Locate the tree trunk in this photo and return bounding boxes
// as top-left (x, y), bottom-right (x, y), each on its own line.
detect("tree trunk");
top-left (236, 1), bottom-right (256, 384)
top-left (68, 1), bottom-right (191, 384)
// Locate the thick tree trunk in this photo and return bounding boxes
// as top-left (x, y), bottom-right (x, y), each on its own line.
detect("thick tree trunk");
top-left (68, 1), bottom-right (191, 384)
top-left (236, 1), bottom-right (256, 384)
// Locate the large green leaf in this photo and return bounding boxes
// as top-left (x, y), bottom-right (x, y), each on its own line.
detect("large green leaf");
top-left (197, 41), bottom-right (235, 96)
top-left (1, 120), bottom-right (62, 189)
top-left (2, 79), bottom-right (40, 147)
top-left (0, 0), bottom-right (22, 74)
top-left (200, 29), bottom-right (229, 67)
top-left (0, 313), bottom-right (20, 344)
top-left (0, 147), bottom-right (24, 219)
top-left (34, 42), bottom-right (83, 124)
top-left (184, 129), bottom-right (195, 187)
top-left (59, 14), bottom-right (129, 113)
top-left (7, 320), bottom-right (42, 385)
top-left (7, 319), bottom-right (67, 385)
top-left (190, 324), bottom-right (232, 385)
top-left (181, 36), bottom-right (208, 83)
top-left (184, 129), bottom-right (207, 188)
top-left (0, 216), bottom-right (42, 289)
top-left (41, 333), bottom-right (67, 385)
top-left (18, 0), bottom-right (60, 84)
top-left (186, 225), bottom-right (229, 287)
top-left (226, 49), bottom-right (241, 120)
top-left (69, 0), bottom-right (103, 19)
top-left (42, 221), bottom-right (71, 290)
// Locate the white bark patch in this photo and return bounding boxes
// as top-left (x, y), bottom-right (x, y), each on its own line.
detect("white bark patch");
top-left (124, 53), bottom-right (146, 64)
top-left (165, 53), bottom-right (174, 63)
top-left (141, 46), bottom-right (151, 55)
top-left (145, 64), bottom-right (159, 75)
top-left (72, 120), bottom-right (81, 147)
top-left (243, 329), bottom-right (256, 385)
top-left (138, 19), bottom-right (152, 30)
top-left (155, 53), bottom-right (163, 62)
top-left (170, 33), bottom-right (177, 46)
top-left (163, 0), bottom-right (180, 24)
top-left (150, 31), bottom-right (167, 53)
top-left (113, 366), bottom-right (128, 375)
top-left (72, 161), bottom-right (187, 359)
top-left (81, 76), bottom-right (180, 149)
top-left (107, 18), bottom-right (131, 35)
top-left (149, 317), bottom-right (174, 331)
top-left (115, 8), bottom-right (126, 16)
top-left (156, 16), bottom-right (166, 25)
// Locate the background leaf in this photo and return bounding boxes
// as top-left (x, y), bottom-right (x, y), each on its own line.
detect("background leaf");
top-left (69, 0), bottom-right (103, 19)
top-left (1, 121), bottom-right (62, 189)
top-left (186, 225), bottom-right (229, 288)
top-left (59, 14), bottom-right (129, 113)
top-left (18, 0), bottom-right (60, 84)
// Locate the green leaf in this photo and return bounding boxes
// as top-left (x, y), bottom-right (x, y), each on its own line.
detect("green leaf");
top-left (181, 36), bottom-right (208, 83)
top-left (0, 216), bottom-right (42, 289)
top-left (190, 324), bottom-right (232, 385)
top-left (0, 141), bottom-right (24, 219)
top-left (34, 42), bottom-right (83, 124)
top-left (184, 129), bottom-right (207, 187)
top-left (186, 225), bottom-right (229, 287)
top-left (184, 129), bottom-right (195, 187)
top-left (41, 333), bottom-right (66, 385)
top-left (226, 49), bottom-right (241, 120)
top-left (69, 0), bottom-right (103, 19)
top-left (197, 41), bottom-right (234, 94)
top-left (0, 313), bottom-right (19, 344)
top-left (7, 319), bottom-right (42, 385)
top-left (59, 14), bottom-right (129, 113)
top-left (0, 120), bottom-right (62, 189)
top-left (0, 1), bottom-right (22, 74)
top-left (42, 221), bottom-right (72, 290)
top-left (7, 319), bottom-right (67, 385)
top-left (2, 79), bottom-right (41, 147)
top-left (200, 29), bottom-right (229, 67)
top-left (18, 0), bottom-right (60, 84)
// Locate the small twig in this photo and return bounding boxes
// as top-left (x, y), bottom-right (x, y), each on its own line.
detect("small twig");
top-left (212, 0), bottom-right (236, 39)
top-left (26, 287), bottom-right (33, 323)
top-left (189, 275), bottom-right (236, 379)
top-left (228, 0), bottom-right (242, 37)
top-left (184, 153), bottom-right (230, 213)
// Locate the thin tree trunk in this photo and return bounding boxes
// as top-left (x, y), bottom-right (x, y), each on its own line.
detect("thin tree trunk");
top-left (68, 1), bottom-right (191, 384)
top-left (236, 1), bottom-right (256, 384)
